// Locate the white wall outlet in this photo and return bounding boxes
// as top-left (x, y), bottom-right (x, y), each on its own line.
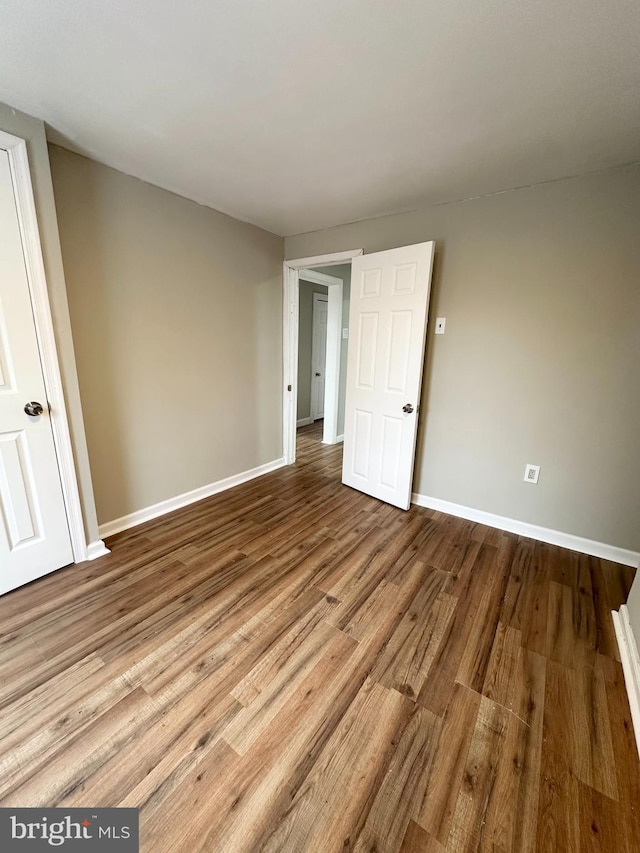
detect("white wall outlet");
top-left (435, 317), bottom-right (446, 335)
top-left (524, 464), bottom-right (540, 484)
top-left (342, 328), bottom-right (349, 339)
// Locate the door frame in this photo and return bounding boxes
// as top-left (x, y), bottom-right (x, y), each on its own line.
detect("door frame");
top-left (0, 129), bottom-right (89, 562)
top-left (283, 249), bottom-right (362, 465)
top-left (309, 291), bottom-right (329, 422)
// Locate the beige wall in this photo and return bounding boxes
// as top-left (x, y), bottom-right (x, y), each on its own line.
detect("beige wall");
top-left (49, 145), bottom-right (284, 526)
top-left (0, 103), bottom-right (100, 545)
top-left (286, 165), bottom-right (640, 552)
top-left (297, 282), bottom-right (328, 422)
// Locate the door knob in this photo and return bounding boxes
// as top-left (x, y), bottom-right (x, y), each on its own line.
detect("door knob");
top-left (24, 401), bottom-right (44, 417)
top-left (402, 403), bottom-right (414, 414)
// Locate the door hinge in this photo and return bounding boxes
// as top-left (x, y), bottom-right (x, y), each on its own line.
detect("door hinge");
top-left (287, 384), bottom-right (292, 392)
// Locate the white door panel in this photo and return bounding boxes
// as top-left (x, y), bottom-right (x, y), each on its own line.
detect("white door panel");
top-left (0, 148), bottom-right (73, 593)
top-left (342, 242), bottom-right (435, 509)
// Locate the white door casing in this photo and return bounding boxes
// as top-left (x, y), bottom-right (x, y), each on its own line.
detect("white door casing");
top-left (0, 145), bottom-right (75, 593)
top-left (342, 242), bottom-right (435, 510)
top-left (310, 293), bottom-right (328, 421)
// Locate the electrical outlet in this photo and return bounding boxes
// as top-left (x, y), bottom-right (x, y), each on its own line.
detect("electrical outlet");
top-left (342, 328), bottom-right (349, 339)
top-left (435, 317), bottom-right (446, 335)
top-left (524, 464), bottom-right (540, 484)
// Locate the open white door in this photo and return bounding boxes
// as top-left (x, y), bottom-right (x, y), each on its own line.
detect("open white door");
top-left (0, 148), bottom-right (73, 594)
top-left (342, 242), bottom-right (435, 509)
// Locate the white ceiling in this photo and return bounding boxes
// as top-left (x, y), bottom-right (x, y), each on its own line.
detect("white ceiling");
top-left (0, 0), bottom-right (638, 236)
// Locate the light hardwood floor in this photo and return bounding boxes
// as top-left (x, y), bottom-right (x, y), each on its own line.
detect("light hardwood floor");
top-left (0, 420), bottom-right (638, 852)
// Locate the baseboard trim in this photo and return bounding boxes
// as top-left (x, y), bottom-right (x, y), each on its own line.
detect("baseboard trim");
top-left (612, 605), bottom-right (640, 757)
top-left (85, 540), bottom-right (111, 560)
top-left (336, 434), bottom-right (344, 443)
top-left (99, 457), bottom-right (286, 539)
top-left (297, 417), bottom-right (313, 428)
top-left (411, 492), bottom-right (639, 567)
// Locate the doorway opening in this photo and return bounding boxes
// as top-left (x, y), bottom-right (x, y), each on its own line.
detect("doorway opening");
top-left (283, 250), bottom-right (362, 466)
top-left (296, 266), bottom-right (351, 458)
top-left (284, 243), bottom-right (435, 510)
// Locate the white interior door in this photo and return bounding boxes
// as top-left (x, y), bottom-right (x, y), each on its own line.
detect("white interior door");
top-left (310, 292), bottom-right (328, 420)
top-left (0, 148), bottom-right (73, 594)
top-left (342, 242), bottom-right (435, 509)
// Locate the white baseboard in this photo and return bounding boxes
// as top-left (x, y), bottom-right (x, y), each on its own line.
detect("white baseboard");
top-left (85, 540), bottom-right (111, 560)
top-left (411, 492), bottom-right (639, 567)
top-left (297, 417), bottom-right (313, 427)
top-left (336, 434), bottom-right (344, 443)
top-left (99, 457), bottom-right (286, 539)
top-left (612, 605), bottom-right (640, 757)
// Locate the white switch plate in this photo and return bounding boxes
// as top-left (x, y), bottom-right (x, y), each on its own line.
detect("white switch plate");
top-left (524, 464), bottom-right (540, 484)
top-left (435, 317), bottom-right (446, 335)
top-left (342, 328), bottom-right (349, 339)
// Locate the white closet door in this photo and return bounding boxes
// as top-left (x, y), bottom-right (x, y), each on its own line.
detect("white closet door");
top-left (0, 148), bottom-right (73, 594)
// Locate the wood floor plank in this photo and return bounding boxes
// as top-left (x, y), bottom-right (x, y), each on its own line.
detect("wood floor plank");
top-left (225, 618), bottom-right (345, 755)
top-left (258, 679), bottom-right (410, 853)
top-left (0, 655), bottom-right (137, 792)
top-left (578, 782), bottom-right (629, 853)
top-left (315, 523), bottom-right (402, 600)
top-left (0, 419), bottom-right (636, 852)
top-left (60, 691), bottom-right (242, 809)
top-left (536, 659), bottom-right (582, 852)
top-left (521, 542), bottom-right (551, 656)
top-left (400, 820), bottom-right (446, 852)
top-left (571, 662), bottom-right (619, 800)
top-left (354, 704), bottom-right (443, 852)
top-left (137, 630), bottom-right (361, 851)
top-left (589, 558), bottom-right (633, 661)
top-left (598, 654), bottom-right (640, 849)
top-left (0, 687), bottom-right (159, 807)
top-left (370, 571), bottom-right (454, 700)
top-left (379, 514), bottom-right (444, 585)
top-left (500, 538), bottom-right (536, 632)
top-left (481, 622), bottom-right (524, 711)
top-left (417, 545), bottom-right (497, 716)
top-left (454, 546), bottom-right (511, 696)
top-left (546, 580), bottom-right (595, 669)
top-left (417, 682), bottom-right (482, 845)
top-left (443, 694), bottom-right (510, 852)
top-left (134, 739), bottom-right (242, 853)
top-left (327, 576), bottom-right (402, 642)
top-left (480, 649), bottom-right (546, 853)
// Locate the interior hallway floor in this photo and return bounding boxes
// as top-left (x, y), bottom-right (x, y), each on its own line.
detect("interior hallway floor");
top-left (0, 421), bottom-right (638, 851)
